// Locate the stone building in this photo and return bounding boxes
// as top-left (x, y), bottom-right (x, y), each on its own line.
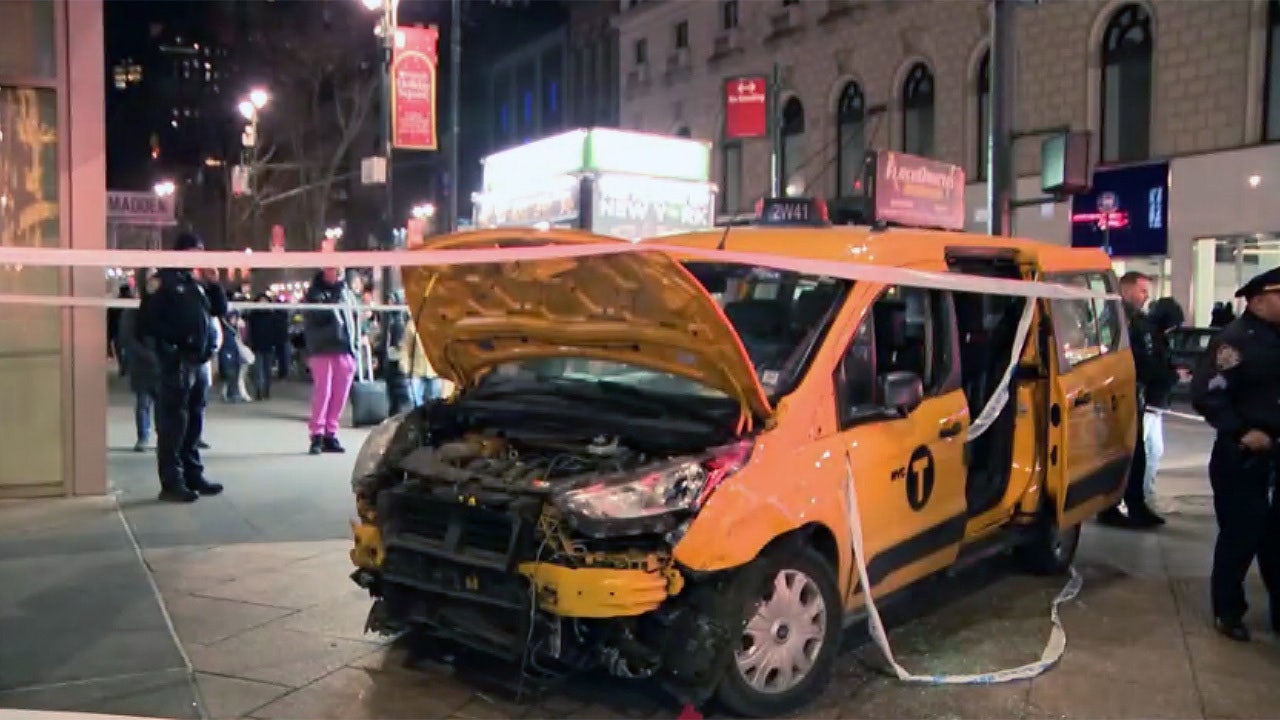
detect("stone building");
top-left (615, 0), bottom-right (1280, 324)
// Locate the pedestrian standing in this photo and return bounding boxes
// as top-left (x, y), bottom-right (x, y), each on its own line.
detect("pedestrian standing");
top-left (1191, 266), bottom-right (1280, 642)
top-left (1141, 296), bottom-right (1186, 508)
top-left (135, 232), bottom-right (227, 503)
top-left (303, 266), bottom-right (359, 455)
top-left (246, 293), bottom-right (285, 399)
top-left (1099, 271), bottom-right (1166, 528)
top-left (119, 288), bottom-right (160, 452)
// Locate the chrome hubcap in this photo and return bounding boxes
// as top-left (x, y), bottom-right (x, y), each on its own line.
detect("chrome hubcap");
top-left (735, 569), bottom-right (827, 694)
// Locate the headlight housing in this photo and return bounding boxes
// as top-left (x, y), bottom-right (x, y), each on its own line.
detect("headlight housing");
top-left (554, 439), bottom-right (753, 537)
top-left (350, 412), bottom-right (408, 496)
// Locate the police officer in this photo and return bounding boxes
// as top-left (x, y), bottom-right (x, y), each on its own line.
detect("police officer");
top-left (1191, 266), bottom-right (1280, 642)
top-left (136, 232), bottom-right (228, 503)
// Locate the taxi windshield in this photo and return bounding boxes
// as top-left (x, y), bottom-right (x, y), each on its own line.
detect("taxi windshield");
top-left (682, 261), bottom-right (852, 397)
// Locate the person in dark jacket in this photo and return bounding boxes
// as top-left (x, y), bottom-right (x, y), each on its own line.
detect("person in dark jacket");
top-left (303, 267), bottom-right (359, 455)
top-left (382, 292), bottom-right (414, 415)
top-left (135, 232), bottom-right (227, 503)
top-left (1099, 271), bottom-right (1166, 528)
top-left (108, 285), bottom-right (133, 377)
top-left (1211, 301), bottom-right (1237, 328)
top-left (120, 298), bottom-right (160, 452)
top-left (1190, 266), bottom-right (1280, 642)
top-left (245, 293), bottom-right (288, 399)
top-left (1140, 296), bottom-right (1186, 509)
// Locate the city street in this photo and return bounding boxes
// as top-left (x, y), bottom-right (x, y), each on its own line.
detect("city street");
top-left (1, 384), bottom-right (1277, 720)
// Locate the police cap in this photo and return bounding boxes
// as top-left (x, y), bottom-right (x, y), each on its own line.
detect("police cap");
top-left (1234, 265), bottom-right (1280, 300)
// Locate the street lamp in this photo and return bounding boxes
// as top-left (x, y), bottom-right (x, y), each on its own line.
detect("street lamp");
top-left (153, 180), bottom-right (176, 197)
top-left (411, 203), bottom-right (435, 220)
top-left (238, 89), bottom-right (270, 251)
top-left (325, 226), bottom-right (344, 242)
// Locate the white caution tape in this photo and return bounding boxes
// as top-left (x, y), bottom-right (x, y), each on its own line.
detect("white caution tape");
top-left (966, 298), bottom-right (1037, 442)
top-left (0, 293), bottom-right (411, 313)
top-left (842, 452), bottom-right (1082, 684)
top-left (0, 241), bottom-right (1119, 303)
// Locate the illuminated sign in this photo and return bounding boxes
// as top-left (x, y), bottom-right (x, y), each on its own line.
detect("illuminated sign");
top-left (754, 197), bottom-right (829, 227)
top-left (871, 151), bottom-right (966, 231)
top-left (107, 191), bottom-right (175, 226)
top-left (1070, 161), bottom-right (1168, 257)
top-left (481, 128), bottom-right (711, 192)
top-left (391, 25), bottom-right (439, 151)
top-left (724, 75), bottom-right (769, 140)
top-left (474, 175), bottom-right (581, 228)
top-left (590, 174), bottom-right (715, 242)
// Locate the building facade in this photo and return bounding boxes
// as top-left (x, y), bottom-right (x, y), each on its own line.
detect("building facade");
top-left (0, 0), bottom-right (108, 497)
top-left (568, 0), bottom-right (621, 129)
top-left (615, 0), bottom-right (1280, 325)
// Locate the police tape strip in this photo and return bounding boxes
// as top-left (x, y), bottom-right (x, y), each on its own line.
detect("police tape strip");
top-left (842, 452), bottom-right (1083, 685)
top-left (0, 240), bottom-right (1119, 303)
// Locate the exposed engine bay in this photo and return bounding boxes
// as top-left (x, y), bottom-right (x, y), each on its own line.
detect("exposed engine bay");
top-left (349, 401), bottom-right (753, 705)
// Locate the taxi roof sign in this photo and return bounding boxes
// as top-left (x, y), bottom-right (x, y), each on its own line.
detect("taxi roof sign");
top-left (753, 197), bottom-right (830, 227)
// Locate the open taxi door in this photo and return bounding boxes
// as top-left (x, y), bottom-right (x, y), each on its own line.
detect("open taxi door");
top-left (1042, 272), bottom-right (1136, 529)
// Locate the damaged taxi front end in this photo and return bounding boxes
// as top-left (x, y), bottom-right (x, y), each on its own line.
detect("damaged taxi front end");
top-left (347, 231), bottom-right (805, 705)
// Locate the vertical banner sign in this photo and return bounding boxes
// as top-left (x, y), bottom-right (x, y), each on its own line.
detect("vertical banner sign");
top-left (392, 25), bottom-right (440, 151)
top-left (270, 224), bottom-right (285, 253)
top-left (723, 75), bottom-right (769, 140)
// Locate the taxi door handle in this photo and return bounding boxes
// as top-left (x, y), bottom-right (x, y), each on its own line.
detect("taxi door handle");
top-left (939, 421), bottom-right (963, 439)
top-left (1072, 391), bottom-right (1092, 408)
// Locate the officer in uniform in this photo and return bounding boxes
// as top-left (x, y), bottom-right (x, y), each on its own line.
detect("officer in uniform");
top-left (136, 232), bottom-right (228, 503)
top-left (1191, 266), bottom-right (1280, 642)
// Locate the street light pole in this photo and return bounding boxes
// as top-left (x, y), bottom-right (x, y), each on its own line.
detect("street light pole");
top-left (448, 0), bottom-right (461, 231)
top-left (988, 0), bottom-right (1016, 237)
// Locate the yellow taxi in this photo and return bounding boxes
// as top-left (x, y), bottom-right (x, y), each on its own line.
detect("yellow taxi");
top-left (348, 203), bottom-right (1136, 717)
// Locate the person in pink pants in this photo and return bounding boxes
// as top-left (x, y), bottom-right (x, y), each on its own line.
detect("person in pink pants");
top-left (302, 267), bottom-right (360, 455)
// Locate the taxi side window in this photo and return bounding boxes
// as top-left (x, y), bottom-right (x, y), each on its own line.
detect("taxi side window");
top-left (834, 286), bottom-right (957, 427)
top-left (1048, 271), bottom-right (1125, 369)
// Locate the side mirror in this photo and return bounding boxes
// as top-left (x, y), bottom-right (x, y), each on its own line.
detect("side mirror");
top-left (880, 371), bottom-right (924, 415)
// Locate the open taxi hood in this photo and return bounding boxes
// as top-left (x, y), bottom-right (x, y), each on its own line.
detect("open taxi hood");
top-left (401, 230), bottom-right (773, 423)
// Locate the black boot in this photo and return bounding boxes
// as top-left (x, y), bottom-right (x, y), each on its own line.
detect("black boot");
top-left (1097, 507), bottom-right (1129, 527)
top-left (309, 435), bottom-right (324, 455)
top-left (1127, 503), bottom-right (1167, 528)
top-left (188, 479), bottom-right (224, 496)
top-left (1214, 617), bottom-right (1251, 642)
top-left (322, 435), bottom-right (345, 453)
top-left (158, 485), bottom-right (198, 503)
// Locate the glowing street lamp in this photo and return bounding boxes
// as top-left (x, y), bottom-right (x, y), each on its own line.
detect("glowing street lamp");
top-left (324, 226), bottom-right (344, 242)
top-left (153, 180), bottom-right (176, 197)
top-left (411, 203), bottom-right (435, 220)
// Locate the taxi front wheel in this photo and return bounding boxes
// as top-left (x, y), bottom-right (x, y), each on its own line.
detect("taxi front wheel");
top-left (1016, 517), bottom-right (1081, 576)
top-left (715, 546), bottom-right (842, 718)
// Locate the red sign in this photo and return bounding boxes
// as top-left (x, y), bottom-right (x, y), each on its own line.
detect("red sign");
top-left (872, 150), bottom-right (966, 231)
top-left (724, 75), bottom-right (768, 140)
top-left (270, 224), bottom-right (285, 252)
top-left (392, 25), bottom-right (439, 151)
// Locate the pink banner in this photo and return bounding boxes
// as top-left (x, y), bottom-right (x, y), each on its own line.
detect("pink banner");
top-left (873, 151), bottom-right (966, 232)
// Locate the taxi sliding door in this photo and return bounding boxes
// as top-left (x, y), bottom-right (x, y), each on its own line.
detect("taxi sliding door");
top-left (1044, 272), bottom-right (1134, 528)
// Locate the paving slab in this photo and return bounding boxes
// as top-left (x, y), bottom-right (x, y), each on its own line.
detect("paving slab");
top-left (186, 624), bottom-right (380, 688)
top-left (247, 667), bottom-right (475, 720)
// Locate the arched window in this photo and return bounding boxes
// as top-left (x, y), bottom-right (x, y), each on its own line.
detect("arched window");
top-left (976, 50), bottom-right (990, 180)
top-left (902, 63), bottom-right (935, 157)
top-left (836, 82), bottom-right (866, 197)
top-left (675, 126), bottom-right (692, 138)
top-left (1100, 4), bottom-right (1153, 163)
top-left (780, 97), bottom-right (806, 195)
top-left (1265, 0), bottom-right (1280, 141)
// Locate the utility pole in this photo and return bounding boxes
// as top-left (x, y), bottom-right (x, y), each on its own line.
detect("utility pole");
top-left (988, 0), bottom-right (1016, 237)
top-left (448, 0), bottom-right (462, 231)
top-left (380, 0), bottom-right (399, 299)
top-left (769, 61), bottom-right (783, 197)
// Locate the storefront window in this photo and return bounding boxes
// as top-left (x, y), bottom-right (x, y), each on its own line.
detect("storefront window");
top-left (0, 0), bottom-right (55, 78)
top-left (1190, 235), bottom-right (1280, 326)
top-left (0, 83), bottom-right (64, 492)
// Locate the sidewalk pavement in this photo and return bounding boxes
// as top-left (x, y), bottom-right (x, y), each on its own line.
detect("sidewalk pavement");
top-left (2, 388), bottom-right (1278, 719)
